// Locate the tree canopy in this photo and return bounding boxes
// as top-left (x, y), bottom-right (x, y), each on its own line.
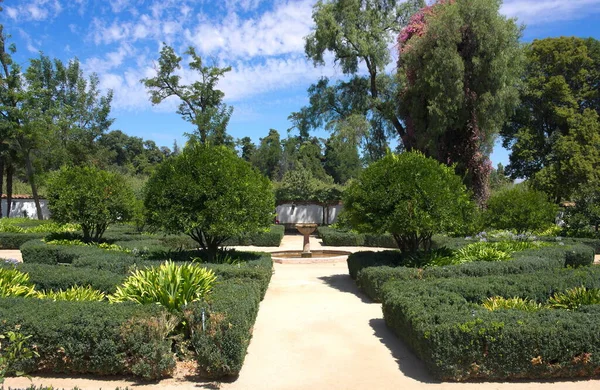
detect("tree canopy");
top-left (501, 37), bottom-right (600, 202)
top-left (144, 142), bottom-right (274, 260)
top-left (142, 45), bottom-right (233, 146)
top-left (343, 152), bottom-right (473, 252)
top-left (398, 0), bottom-right (523, 204)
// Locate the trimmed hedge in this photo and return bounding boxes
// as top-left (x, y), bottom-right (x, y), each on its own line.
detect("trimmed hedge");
top-left (223, 225), bottom-right (285, 247)
top-left (0, 232), bottom-right (46, 249)
top-left (188, 278), bottom-right (262, 378)
top-left (2, 263), bottom-right (125, 294)
top-left (381, 266), bottom-right (600, 381)
top-left (356, 244), bottom-right (593, 301)
top-left (0, 298), bottom-right (174, 379)
top-left (318, 227), bottom-right (397, 248)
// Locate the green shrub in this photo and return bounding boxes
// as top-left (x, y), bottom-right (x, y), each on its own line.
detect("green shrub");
top-left (109, 261), bottom-right (217, 312)
top-left (482, 296), bottom-right (541, 311)
top-left (145, 143), bottom-right (274, 261)
top-left (0, 232), bottom-right (46, 249)
top-left (343, 152), bottom-right (474, 252)
top-left (224, 225), bottom-right (284, 247)
top-left (564, 243), bottom-right (595, 268)
top-left (35, 286), bottom-right (106, 302)
top-left (0, 298), bottom-right (173, 378)
top-left (1, 327), bottom-right (39, 381)
top-left (381, 266), bottom-right (600, 380)
top-left (318, 227), bottom-right (365, 246)
top-left (547, 286), bottom-right (600, 310)
top-left (484, 186), bottom-right (558, 233)
top-left (11, 263), bottom-right (124, 294)
top-left (0, 269), bottom-right (36, 298)
top-left (356, 245), bottom-right (587, 301)
top-left (47, 166), bottom-right (136, 242)
top-left (188, 278), bottom-right (262, 378)
top-left (119, 313), bottom-right (177, 380)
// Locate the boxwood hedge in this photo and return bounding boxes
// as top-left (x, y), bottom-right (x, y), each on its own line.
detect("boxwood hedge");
top-left (0, 232), bottom-right (47, 249)
top-left (0, 298), bottom-right (174, 379)
top-left (223, 224), bottom-right (285, 247)
top-left (381, 266), bottom-right (600, 381)
top-left (355, 244), bottom-right (594, 302)
top-left (188, 278), bottom-right (262, 378)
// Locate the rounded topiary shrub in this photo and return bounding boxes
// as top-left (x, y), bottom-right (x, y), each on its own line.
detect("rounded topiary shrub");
top-left (144, 142), bottom-right (274, 261)
top-left (47, 166), bottom-right (135, 242)
top-left (343, 151), bottom-right (473, 253)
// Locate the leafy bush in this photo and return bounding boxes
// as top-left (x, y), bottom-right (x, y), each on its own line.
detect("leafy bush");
top-left (0, 298), bottom-right (172, 378)
top-left (1, 327), bottom-right (39, 382)
top-left (0, 269), bottom-right (36, 298)
top-left (344, 152), bottom-right (474, 252)
top-left (381, 266), bottom-right (600, 380)
top-left (484, 186), bottom-right (558, 233)
top-left (188, 278), bottom-right (262, 378)
top-left (110, 261), bottom-right (217, 312)
top-left (35, 286), bottom-right (106, 302)
top-left (564, 243), bottom-right (595, 268)
top-left (0, 232), bottom-right (46, 249)
top-left (562, 183), bottom-right (600, 237)
top-left (47, 166), bottom-right (135, 242)
top-left (355, 244), bottom-right (589, 301)
top-left (223, 225), bottom-right (284, 247)
top-left (547, 286), bottom-right (600, 310)
top-left (145, 143), bottom-right (274, 261)
top-left (482, 296), bottom-right (541, 311)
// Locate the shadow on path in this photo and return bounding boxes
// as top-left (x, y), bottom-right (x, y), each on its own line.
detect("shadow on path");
top-left (369, 318), bottom-right (438, 384)
top-left (318, 274), bottom-right (373, 304)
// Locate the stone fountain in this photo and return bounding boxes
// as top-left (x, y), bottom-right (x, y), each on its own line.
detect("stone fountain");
top-left (295, 223), bottom-right (318, 258)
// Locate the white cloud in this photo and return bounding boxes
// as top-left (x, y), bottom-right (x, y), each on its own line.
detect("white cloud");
top-left (501, 0), bottom-right (600, 24)
top-left (109, 0), bottom-right (130, 13)
top-left (5, 0), bottom-right (62, 21)
top-left (184, 0), bottom-right (313, 59)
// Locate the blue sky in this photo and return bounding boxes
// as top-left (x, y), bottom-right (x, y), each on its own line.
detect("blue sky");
top-left (3, 0), bottom-right (600, 166)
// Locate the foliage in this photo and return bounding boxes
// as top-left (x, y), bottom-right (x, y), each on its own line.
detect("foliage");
top-left (302, 0), bottom-right (424, 153)
top-left (47, 166), bottom-right (135, 242)
top-left (0, 269), bottom-right (35, 298)
top-left (141, 45), bottom-right (233, 146)
top-left (317, 226), bottom-right (398, 248)
top-left (274, 167), bottom-right (342, 204)
top-left (381, 266), bottom-right (600, 380)
top-left (0, 327), bottom-right (39, 382)
top-left (398, 0), bottom-right (523, 203)
top-left (251, 129), bottom-right (283, 180)
top-left (502, 37), bottom-right (600, 202)
top-left (344, 152), bottom-right (473, 252)
top-left (35, 285), bottom-right (105, 302)
top-left (482, 296), bottom-right (542, 312)
top-left (547, 286), bottom-right (600, 310)
top-left (353, 244), bottom-right (593, 301)
top-left (564, 244), bottom-right (595, 268)
top-left (223, 225), bottom-right (284, 247)
top-left (109, 261), bottom-right (217, 313)
top-left (562, 183), bottom-right (600, 237)
top-left (484, 186), bottom-right (558, 233)
top-left (0, 298), bottom-right (171, 378)
top-left (119, 314), bottom-right (177, 380)
top-left (188, 279), bottom-right (262, 378)
top-left (144, 143), bottom-right (274, 260)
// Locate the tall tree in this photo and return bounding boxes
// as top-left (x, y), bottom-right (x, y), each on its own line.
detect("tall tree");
top-left (142, 45), bottom-right (233, 145)
top-left (398, 0), bottom-right (523, 204)
top-left (501, 37), bottom-right (600, 202)
top-left (237, 136), bottom-right (256, 162)
top-left (252, 129), bottom-right (283, 180)
top-left (304, 0), bottom-right (424, 148)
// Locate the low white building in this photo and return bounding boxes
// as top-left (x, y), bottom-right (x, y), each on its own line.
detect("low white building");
top-left (1, 196), bottom-right (50, 219)
top-left (276, 202), bottom-right (342, 228)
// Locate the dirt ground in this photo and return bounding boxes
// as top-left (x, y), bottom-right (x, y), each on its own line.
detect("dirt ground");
top-left (3, 237), bottom-right (600, 390)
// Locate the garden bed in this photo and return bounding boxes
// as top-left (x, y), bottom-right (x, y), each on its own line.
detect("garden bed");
top-left (2, 235), bottom-right (273, 381)
top-left (381, 266), bottom-right (600, 381)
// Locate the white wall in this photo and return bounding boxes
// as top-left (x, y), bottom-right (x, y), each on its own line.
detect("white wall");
top-left (1, 199), bottom-right (50, 219)
top-left (276, 203), bottom-right (342, 225)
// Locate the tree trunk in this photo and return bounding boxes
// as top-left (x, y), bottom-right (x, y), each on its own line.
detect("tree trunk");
top-left (6, 162), bottom-right (13, 218)
top-left (25, 149), bottom-right (43, 220)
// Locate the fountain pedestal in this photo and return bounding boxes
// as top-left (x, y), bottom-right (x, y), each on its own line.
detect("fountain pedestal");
top-left (295, 223), bottom-right (318, 258)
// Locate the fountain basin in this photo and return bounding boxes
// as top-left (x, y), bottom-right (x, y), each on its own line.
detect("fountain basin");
top-left (271, 250), bottom-right (352, 264)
